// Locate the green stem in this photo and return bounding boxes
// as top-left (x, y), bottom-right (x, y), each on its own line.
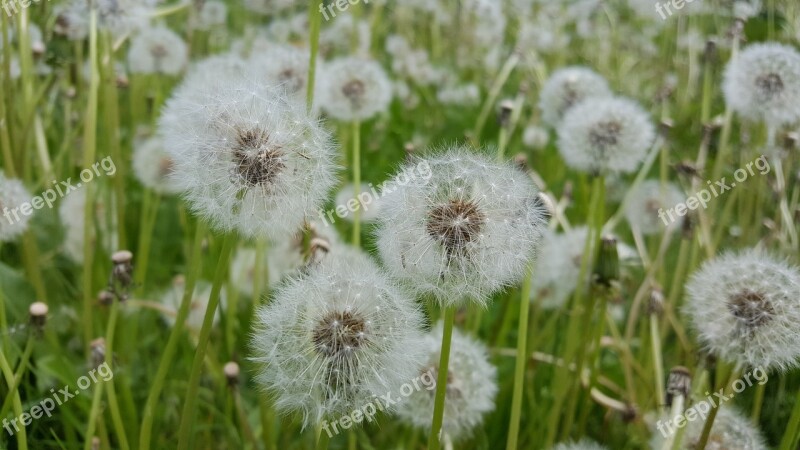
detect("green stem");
top-left (352, 120), bottom-right (361, 246)
top-left (506, 265), bottom-right (534, 450)
top-left (428, 306), bottom-right (456, 450)
top-left (0, 348), bottom-right (27, 450)
top-left (316, 423), bottom-right (331, 450)
top-left (0, 336), bottom-right (33, 421)
top-left (695, 366), bottom-right (736, 450)
top-left (176, 234), bottom-right (235, 450)
top-left (104, 299), bottom-right (129, 450)
top-left (472, 53), bottom-right (519, 143)
top-left (306, 0), bottom-right (322, 112)
top-left (779, 387), bottom-right (800, 450)
top-left (138, 222), bottom-right (206, 450)
top-left (751, 381), bottom-right (765, 423)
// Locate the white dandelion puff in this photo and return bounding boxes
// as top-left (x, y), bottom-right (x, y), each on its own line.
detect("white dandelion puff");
top-left (723, 42), bottom-right (800, 127)
top-left (159, 276), bottom-right (227, 333)
top-left (127, 25), bottom-right (189, 76)
top-left (159, 74), bottom-right (338, 239)
top-left (319, 56), bottom-right (393, 122)
top-left (58, 188), bottom-right (117, 264)
top-left (394, 322), bottom-right (497, 441)
top-left (0, 174), bottom-right (33, 242)
top-left (624, 180), bottom-right (685, 235)
top-left (539, 66), bottom-right (612, 128)
top-left (334, 183), bottom-right (382, 223)
top-left (131, 135), bottom-right (181, 195)
top-left (194, 0), bottom-right (227, 30)
top-left (557, 96), bottom-right (655, 175)
top-left (684, 248), bottom-right (800, 371)
top-left (376, 147), bottom-right (547, 306)
top-left (250, 248), bottom-right (427, 426)
top-left (650, 406), bottom-right (766, 450)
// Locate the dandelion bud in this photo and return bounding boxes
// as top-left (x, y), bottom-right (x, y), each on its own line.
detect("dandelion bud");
top-left (29, 301), bottom-right (48, 332)
top-left (593, 235), bottom-right (619, 287)
top-left (111, 250), bottom-right (134, 289)
top-left (90, 338), bottom-right (106, 369)
top-left (648, 288), bottom-right (665, 316)
top-left (665, 366), bottom-right (691, 407)
top-left (658, 118), bottom-right (674, 136)
top-left (98, 290), bottom-right (115, 306)
top-left (498, 99), bottom-right (514, 127)
top-left (223, 361), bottom-right (240, 387)
top-left (404, 142), bottom-right (416, 157)
top-left (783, 131), bottom-right (799, 149)
top-left (513, 153), bottom-right (528, 171)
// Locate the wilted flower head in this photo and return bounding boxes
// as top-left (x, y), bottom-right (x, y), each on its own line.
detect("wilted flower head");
top-left (557, 96), bottom-right (655, 175)
top-left (376, 147), bottom-right (547, 306)
top-left (539, 66), bottom-right (612, 128)
top-left (132, 135), bottom-right (181, 195)
top-left (320, 56), bottom-right (392, 121)
top-left (250, 249), bottom-right (427, 425)
top-left (394, 322), bottom-right (497, 441)
top-left (159, 276), bottom-right (227, 333)
top-left (650, 406), bottom-right (766, 450)
top-left (723, 43), bottom-right (800, 127)
top-left (684, 249), bottom-right (800, 371)
top-left (625, 180), bottom-right (685, 235)
top-left (0, 174), bottom-right (33, 242)
top-left (128, 25), bottom-right (189, 76)
top-left (159, 74), bottom-right (338, 239)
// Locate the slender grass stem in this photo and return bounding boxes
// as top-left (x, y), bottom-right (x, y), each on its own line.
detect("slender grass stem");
top-left (428, 306), bottom-right (456, 450)
top-left (138, 222), bottom-right (206, 449)
top-left (176, 233), bottom-right (235, 450)
top-left (104, 298), bottom-right (130, 450)
top-left (0, 348), bottom-right (28, 450)
top-left (472, 53), bottom-right (519, 143)
top-left (0, 336), bottom-right (33, 421)
top-left (506, 265), bottom-right (534, 450)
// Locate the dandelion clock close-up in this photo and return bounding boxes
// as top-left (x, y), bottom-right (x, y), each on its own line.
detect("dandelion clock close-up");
top-left (1, 1), bottom-right (800, 449)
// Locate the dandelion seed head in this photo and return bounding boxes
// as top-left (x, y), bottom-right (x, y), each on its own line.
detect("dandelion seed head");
top-left (0, 174), bottom-right (33, 242)
top-left (128, 25), bottom-right (189, 76)
top-left (319, 56), bottom-right (392, 121)
top-left (557, 96), bottom-right (655, 174)
top-left (625, 180), bottom-right (685, 235)
top-left (724, 42), bottom-right (800, 127)
top-left (650, 407), bottom-right (766, 450)
top-left (684, 248), bottom-right (800, 371)
top-left (539, 67), bottom-right (612, 128)
top-left (132, 135), bottom-right (181, 195)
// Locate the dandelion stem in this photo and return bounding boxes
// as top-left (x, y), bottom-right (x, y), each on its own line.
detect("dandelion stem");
top-left (0, 336), bottom-right (33, 422)
top-left (352, 120), bottom-right (361, 246)
top-left (307, 0), bottom-right (322, 113)
top-left (472, 53), bottom-right (519, 143)
top-left (104, 298), bottom-right (130, 450)
top-left (428, 305), bottom-right (456, 450)
top-left (0, 347), bottom-right (27, 450)
top-left (139, 221), bottom-right (206, 450)
top-left (315, 423), bottom-right (331, 450)
top-left (506, 264), bottom-right (534, 450)
top-left (779, 388), bottom-right (800, 450)
top-left (695, 366), bottom-right (737, 450)
top-left (176, 233), bottom-right (235, 450)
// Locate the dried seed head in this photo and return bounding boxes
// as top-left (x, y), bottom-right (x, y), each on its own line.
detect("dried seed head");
top-left (665, 366), bottom-right (691, 407)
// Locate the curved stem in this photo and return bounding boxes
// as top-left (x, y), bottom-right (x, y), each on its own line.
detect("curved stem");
top-left (428, 306), bottom-right (456, 450)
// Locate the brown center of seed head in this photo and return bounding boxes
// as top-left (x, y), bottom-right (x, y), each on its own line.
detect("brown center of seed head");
top-left (426, 199), bottom-right (486, 256)
top-left (313, 310), bottom-right (368, 358)
top-left (755, 73), bottom-right (784, 99)
top-left (727, 289), bottom-right (774, 328)
top-left (342, 79), bottom-right (366, 107)
top-left (232, 128), bottom-right (286, 187)
top-left (588, 121), bottom-right (623, 150)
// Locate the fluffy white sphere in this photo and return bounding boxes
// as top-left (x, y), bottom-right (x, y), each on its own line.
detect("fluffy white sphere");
top-left (159, 74), bottom-right (338, 239)
top-left (539, 66), bottom-right (612, 128)
top-left (650, 406), bottom-right (766, 450)
top-left (128, 25), bottom-right (189, 76)
top-left (0, 174), bottom-right (33, 242)
top-left (557, 96), bottom-right (655, 175)
top-left (723, 42), bottom-right (800, 127)
top-left (132, 135), bottom-right (181, 195)
top-left (394, 322), bottom-right (497, 441)
top-left (319, 56), bottom-right (393, 121)
top-left (685, 249), bottom-right (800, 371)
top-left (58, 189), bottom-right (117, 264)
top-left (250, 249), bottom-right (427, 426)
top-left (376, 147), bottom-right (547, 306)
top-left (624, 180), bottom-right (685, 235)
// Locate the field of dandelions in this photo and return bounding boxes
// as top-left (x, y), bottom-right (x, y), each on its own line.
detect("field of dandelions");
top-left (2, 0), bottom-right (800, 449)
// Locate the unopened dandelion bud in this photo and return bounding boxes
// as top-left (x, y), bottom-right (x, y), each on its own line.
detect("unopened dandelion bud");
top-left (681, 213), bottom-right (695, 239)
top-left (783, 131), bottom-right (799, 149)
top-left (224, 361), bottom-right (240, 386)
top-left (673, 160), bottom-right (700, 178)
top-left (498, 99), bottom-right (514, 127)
top-left (593, 235), bottom-right (619, 287)
top-left (111, 250), bottom-right (134, 289)
top-left (90, 338), bottom-right (106, 369)
top-left (659, 118), bottom-right (674, 136)
top-left (29, 301), bottom-right (48, 331)
top-left (648, 288), bottom-right (665, 316)
top-left (513, 153), bottom-right (528, 171)
top-left (665, 366), bottom-right (691, 407)
top-left (98, 290), bottom-right (115, 306)
top-left (404, 142), bottom-right (415, 156)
